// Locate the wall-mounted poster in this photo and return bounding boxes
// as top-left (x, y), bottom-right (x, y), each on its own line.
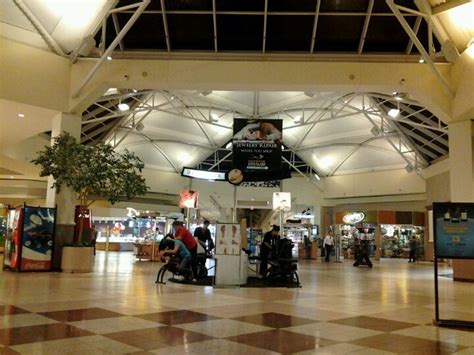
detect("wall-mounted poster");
top-left (20, 207), bottom-right (56, 271)
top-left (433, 202), bottom-right (474, 259)
top-left (216, 223), bottom-right (241, 255)
top-left (179, 190), bottom-right (199, 208)
top-left (231, 119), bottom-right (284, 184)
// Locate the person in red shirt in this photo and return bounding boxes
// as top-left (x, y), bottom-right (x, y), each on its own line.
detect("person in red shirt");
top-left (172, 221), bottom-right (198, 276)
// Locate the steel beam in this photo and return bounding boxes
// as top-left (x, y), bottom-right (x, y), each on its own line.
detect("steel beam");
top-left (310, 0), bottom-right (321, 53)
top-left (358, 0), bottom-right (374, 54)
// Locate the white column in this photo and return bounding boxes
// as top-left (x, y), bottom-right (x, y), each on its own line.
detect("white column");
top-left (45, 112), bottom-right (82, 224)
top-left (448, 120), bottom-right (474, 281)
top-left (448, 120), bottom-right (473, 202)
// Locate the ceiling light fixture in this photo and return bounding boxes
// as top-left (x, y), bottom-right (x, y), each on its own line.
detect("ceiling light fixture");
top-left (135, 122), bottom-right (145, 132)
top-left (225, 142), bottom-right (232, 150)
top-left (106, 55), bottom-right (112, 61)
top-left (314, 173), bottom-right (321, 181)
top-left (118, 102), bottom-right (129, 111)
top-left (294, 115), bottom-right (302, 124)
top-left (418, 57), bottom-right (425, 63)
top-left (370, 126), bottom-right (381, 136)
top-left (388, 108), bottom-right (400, 118)
top-left (132, 89), bottom-right (138, 93)
top-left (393, 92), bottom-right (407, 101)
top-left (18, 113), bottom-right (24, 118)
top-left (405, 165), bottom-right (414, 173)
top-left (211, 113), bottom-right (219, 123)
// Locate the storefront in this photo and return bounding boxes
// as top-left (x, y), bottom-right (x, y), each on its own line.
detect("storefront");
top-left (336, 210), bottom-right (425, 260)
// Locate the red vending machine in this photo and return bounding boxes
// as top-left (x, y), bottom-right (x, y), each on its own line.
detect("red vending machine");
top-left (9, 207), bottom-right (24, 270)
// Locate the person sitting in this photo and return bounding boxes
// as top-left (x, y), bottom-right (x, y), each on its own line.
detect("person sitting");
top-left (194, 220), bottom-right (214, 253)
top-left (172, 220), bottom-right (198, 275)
top-left (260, 225), bottom-right (280, 278)
top-left (159, 237), bottom-right (193, 280)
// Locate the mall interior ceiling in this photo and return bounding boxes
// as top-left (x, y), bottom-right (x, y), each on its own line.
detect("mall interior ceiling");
top-left (0, 0), bottom-right (473, 215)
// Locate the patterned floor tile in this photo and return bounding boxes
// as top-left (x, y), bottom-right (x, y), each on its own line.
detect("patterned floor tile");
top-left (233, 312), bottom-right (318, 328)
top-left (152, 339), bottom-right (279, 354)
top-left (286, 321), bottom-right (383, 342)
top-left (135, 310), bottom-right (219, 325)
top-left (226, 329), bottom-right (337, 353)
top-left (39, 307), bottom-right (125, 322)
top-left (294, 342), bottom-right (369, 354)
top-left (0, 313), bottom-right (58, 329)
top-left (330, 316), bottom-right (418, 332)
top-left (176, 318), bottom-right (271, 338)
top-left (0, 347), bottom-right (19, 355)
top-left (77, 335), bottom-right (143, 353)
top-left (0, 323), bottom-right (94, 346)
top-left (0, 306), bottom-right (29, 316)
top-left (68, 316), bottom-right (164, 334)
top-left (10, 338), bottom-right (109, 354)
top-left (350, 333), bottom-right (467, 353)
top-left (104, 326), bottom-right (214, 349)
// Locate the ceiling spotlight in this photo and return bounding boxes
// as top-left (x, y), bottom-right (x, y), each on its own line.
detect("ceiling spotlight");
top-left (211, 113), bottom-right (219, 123)
top-left (393, 92), bottom-right (407, 101)
top-left (135, 122), bottom-right (145, 132)
top-left (370, 126), bottom-right (381, 136)
top-left (294, 115), bottom-right (302, 124)
top-left (405, 165), bottom-right (414, 173)
top-left (314, 173), bottom-right (321, 181)
top-left (170, 95), bottom-right (176, 100)
top-left (304, 91), bottom-right (315, 97)
top-left (388, 108), bottom-right (400, 118)
top-left (418, 57), bottom-right (425, 63)
top-left (225, 142), bottom-right (232, 150)
top-left (132, 89), bottom-right (138, 93)
top-left (106, 55), bottom-right (112, 61)
top-left (18, 113), bottom-right (24, 118)
top-left (201, 90), bottom-right (212, 96)
top-left (118, 102), bottom-right (130, 111)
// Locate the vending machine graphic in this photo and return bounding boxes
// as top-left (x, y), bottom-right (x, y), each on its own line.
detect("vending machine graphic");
top-left (5, 205), bottom-right (56, 272)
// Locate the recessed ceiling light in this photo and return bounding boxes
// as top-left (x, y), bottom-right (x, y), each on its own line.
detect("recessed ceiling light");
top-left (118, 103), bottom-right (129, 111)
top-left (18, 113), bottom-right (24, 118)
top-left (132, 89), bottom-right (138, 93)
top-left (106, 56), bottom-right (112, 61)
top-left (418, 58), bottom-right (425, 63)
top-left (9, 176), bottom-right (14, 179)
top-left (388, 108), bottom-right (400, 118)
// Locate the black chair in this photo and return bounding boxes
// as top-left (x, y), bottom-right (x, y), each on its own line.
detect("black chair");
top-left (267, 238), bottom-right (301, 287)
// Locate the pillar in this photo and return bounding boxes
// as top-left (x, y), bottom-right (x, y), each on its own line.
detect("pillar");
top-left (45, 112), bottom-right (82, 270)
top-left (448, 120), bottom-right (474, 281)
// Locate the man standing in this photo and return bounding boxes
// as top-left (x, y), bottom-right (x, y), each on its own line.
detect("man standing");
top-left (260, 225), bottom-right (280, 277)
top-left (408, 236), bottom-right (417, 263)
top-left (324, 230), bottom-right (335, 262)
top-left (193, 220), bottom-right (214, 253)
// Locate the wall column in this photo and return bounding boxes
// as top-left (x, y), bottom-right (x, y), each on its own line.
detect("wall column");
top-left (45, 112), bottom-right (82, 270)
top-left (448, 120), bottom-right (474, 281)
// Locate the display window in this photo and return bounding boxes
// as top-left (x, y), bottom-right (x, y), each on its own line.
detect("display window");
top-left (380, 224), bottom-right (424, 259)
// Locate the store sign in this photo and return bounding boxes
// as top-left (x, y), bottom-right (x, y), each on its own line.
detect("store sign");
top-left (433, 202), bottom-right (474, 259)
top-left (181, 168), bottom-right (226, 181)
top-left (273, 192), bottom-right (291, 211)
top-left (179, 190), bottom-right (199, 209)
top-left (342, 212), bottom-right (365, 224)
top-left (231, 118), bottom-right (283, 184)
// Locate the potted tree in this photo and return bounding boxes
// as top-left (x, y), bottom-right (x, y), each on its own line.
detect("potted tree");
top-left (32, 132), bottom-right (148, 272)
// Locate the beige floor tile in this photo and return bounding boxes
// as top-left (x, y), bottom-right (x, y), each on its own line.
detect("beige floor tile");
top-left (453, 347), bottom-right (474, 354)
top-left (0, 313), bottom-right (58, 329)
top-left (77, 335), bottom-right (143, 353)
top-left (392, 325), bottom-right (469, 342)
top-left (168, 339), bottom-right (279, 354)
top-left (294, 342), bottom-right (368, 354)
top-left (68, 316), bottom-right (164, 334)
top-left (10, 338), bottom-right (108, 354)
top-left (350, 348), bottom-right (397, 354)
top-left (176, 319), bottom-right (271, 338)
top-left (286, 322), bottom-right (383, 342)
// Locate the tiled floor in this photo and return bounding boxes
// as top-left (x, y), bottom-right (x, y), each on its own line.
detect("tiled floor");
top-left (0, 252), bottom-right (473, 354)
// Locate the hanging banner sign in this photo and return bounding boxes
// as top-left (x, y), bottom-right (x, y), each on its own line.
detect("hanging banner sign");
top-left (231, 119), bottom-right (283, 184)
top-left (273, 192), bottom-right (291, 211)
top-left (433, 202), bottom-right (474, 259)
top-left (179, 190), bottom-right (199, 209)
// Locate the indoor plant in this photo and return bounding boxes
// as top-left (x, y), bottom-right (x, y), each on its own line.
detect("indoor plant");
top-left (32, 132), bottom-right (148, 271)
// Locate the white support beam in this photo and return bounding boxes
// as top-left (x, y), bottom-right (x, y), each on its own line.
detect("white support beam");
top-left (310, 0), bottom-right (321, 53)
top-left (358, 0), bottom-right (374, 54)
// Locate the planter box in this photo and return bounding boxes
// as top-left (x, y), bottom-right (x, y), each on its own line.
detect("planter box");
top-left (61, 246), bottom-right (94, 273)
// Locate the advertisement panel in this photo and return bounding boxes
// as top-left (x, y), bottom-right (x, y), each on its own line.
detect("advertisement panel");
top-left (9, 207), bottom-right (24, 270)
top-left (231, 119), bottom-right (284, 184)
top-left (433, 202), bottom-right (474, 259)
top-left (216, 223), bottom-right (241, 256)
top-left (20, 207), bottom-right (55, 271)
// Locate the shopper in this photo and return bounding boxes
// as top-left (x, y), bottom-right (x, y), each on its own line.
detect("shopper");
top-left (304, 235), bottom-right (312, 259)
top-left (260, 225), bottom-right (280, 277)
top-left (408, 236), bottom-right (417, 263)
top-left (172, 221), bottom-right (198, 274)
top-left (159, 238), bottom-right (193, 280)
top-left (324, 230), bottom-right (335, 262)
top-left (194, 220), bottom-right (214, 253)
